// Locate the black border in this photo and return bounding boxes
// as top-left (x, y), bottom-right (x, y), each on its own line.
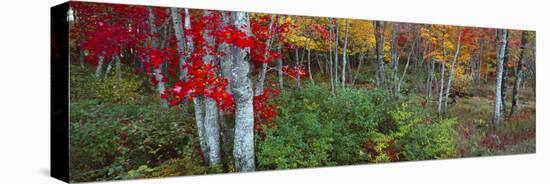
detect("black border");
top-left (51, 1), bottom-right (70, 183)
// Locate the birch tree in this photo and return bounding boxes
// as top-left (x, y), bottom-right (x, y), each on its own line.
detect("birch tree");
top-left (443, 28), bottom-right (463, 112)
top-left (341, 19), bottom-right (349, 91)
top-left (397, 28), bottom-right (419, 95)
top-left (437, 32), bottom-right (447, 117)
top-left (147, 7), bottom-right (168, 107)
top-left (254, 15), bottom-right (276, 95)
top-left (169, 8), bottom-right (187, 80)
top-left (493, 29), bottom-right (508, 128)
top-left (231, 12), bottom-right (256, 172)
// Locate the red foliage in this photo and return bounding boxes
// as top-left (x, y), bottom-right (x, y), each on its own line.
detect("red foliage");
top-left (310, 23), bottom-right (329, 39)
top-left (253, 88), bottom-right (280, 133)
top-left (73, 2), bottom-right (281, 122)
top-left (282, 65), bottom-right (307, 78)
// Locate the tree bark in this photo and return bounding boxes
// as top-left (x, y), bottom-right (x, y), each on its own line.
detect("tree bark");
top-left (397, 29), bottom-right (419, 95)
top-left (493, 29), bottom-right (508, 128)
top-left (276, 40), bottom-right (284, 89)
top-left (390, 23), bottom-right (401, 94)
top-left (443, 29), bottom-right (463, 112)
top-left (197, 10), bottom-right (222, 166)
top-left (307, 48), bottom-right (314, 84)
top-left (341, 19), bottom-right (349, 91)
top-left (231, 12), bottom-right (255, 172)
top-left (500, 35), bottom-right (510, 116)
top-left (254, 15), bottom-right (276, 95)
top-left (170, 8), bottom-right (188, 80)
top-left (476, 38), bottom-right (484, 84)
top-left (334, 20), bottom-right (340, 89)
top-left (115, 53), bottom-right (122, 79)
top-left (328, 24), bottom-right (335, 95)
top-left (374, 21), bottom-right (386, 88)
top-left (437, 33), bottom-right (447, 117)
top-left (295, 48), bottom-right (301, 89)
top-left (95, 50), bottom-right (105, 78)
top-left (148, 7), bottom-right (168, 107)
top-left (510, 31), bottom-right (528, 115)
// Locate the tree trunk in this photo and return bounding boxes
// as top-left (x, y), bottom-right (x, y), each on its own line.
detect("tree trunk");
top-left (476, 38), bottom-right (484, 84)
top-left (510, 31), bottom-right (528, 115)
top-left (334, 20), bottom-right (340, 89)
top-left (397, 30), bottom-right (419, 95)
top-left (443, 29), bottom-right (463, 112)
top-left (95, 50), bottom-right (105, 78)
top-left (307, 48), bottom-right (314, 84)
top-left (192, 97), bottom-right (208, 163)
top-left (295, 48), bottom-right (301, 89)
top-left (352, 51), bottom-right (365, 86)
top-left (500, 35), bottom-right (510, 116)
top-left (218, 11), bottom-right (235, 162)
top-left (254, 15), bottom-right (276, 95)
top-left (276, 41), bottom-right (284, 89)
top-left (316, 53), bottom-right (324, 74)
top-left (390, 23), bottom-right (401, 94)
top-left (341, 19), bottom-right (349, 91)
top-left (197, 10), bottom-right (222, 166)
top-left (148, 7), bottom-right (168, 107)
top-left (170, 8), bottom-right (188, 80)
top-left (115, 53), bottom-right (122, 79)
top-left (328, 25), bottom-right (335, 95)
top-left (437, 33), bottom-right (447, 117)
top-left (426, 57), bottom-right (435, 104)
top-left (374, 21), bottom-right (386, 88)
top-left (231, 12), bottom-right (255, 172)
top-left (493, 29), bottom-right (508, 128)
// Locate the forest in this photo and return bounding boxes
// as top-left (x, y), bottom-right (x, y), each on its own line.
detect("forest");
top-left (66, 2), bottom-right (536, 182)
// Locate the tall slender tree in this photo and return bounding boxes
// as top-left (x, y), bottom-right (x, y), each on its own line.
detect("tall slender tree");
top-left (374, 21), bottom-right (386, 87)
top-left (493, 29), bottom-right (508, 128)
top-left (510, 31), bottom-right (529, 115)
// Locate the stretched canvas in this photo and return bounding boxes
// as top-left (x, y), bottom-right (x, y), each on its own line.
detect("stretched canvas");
top-left (51, 1), bottom-right (536, 183)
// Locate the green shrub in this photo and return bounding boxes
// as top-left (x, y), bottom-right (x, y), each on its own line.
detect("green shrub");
top-left (70, 64), bottom-right (151, 104)
top-left (93, 71), bottom-right (146, 104)
top-left (257, 84), bottom-right (400, 168)
top-left (257, 84), bottom-right (460, 168)
top-left (326, 88), bottom-right (395, 164)
top-left (70, 64), bottom-right (96, 100)
top-left (395, 118), bottom-right (460, 161)
top-left (69, 100), bottom-right (198, 182)
top-left (257, 85), bottom-right (334, 169)
top-left (126, 156), bottom-right (216, 179)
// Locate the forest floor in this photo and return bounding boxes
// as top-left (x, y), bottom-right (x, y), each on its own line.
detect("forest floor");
top-left (447, 82), bottom-right (536, 157)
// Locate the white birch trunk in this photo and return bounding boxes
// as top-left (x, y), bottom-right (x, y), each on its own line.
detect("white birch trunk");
top-left (443, 29), bottom-right (463, 112)
top-left (231, 12), bottom-right (255, 172)
top-left (397, 31), bottom-right (419, 95)
top-left (341, 19), bottom-right (349, 91)
top-left (170, 8), bottom-right (188, 80)
top-left (437, 33), bottom-right (447, 116)
top-left (95, 50), bottom-right (105, 78)
top-left (493, 29), bottom-right (508, 128)
top-left (147, 7), bottom-right (167, 107)
top-left (276, 40), bottom-right (284, 89)
top-left (199, 10), bottom-right (221, 166)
